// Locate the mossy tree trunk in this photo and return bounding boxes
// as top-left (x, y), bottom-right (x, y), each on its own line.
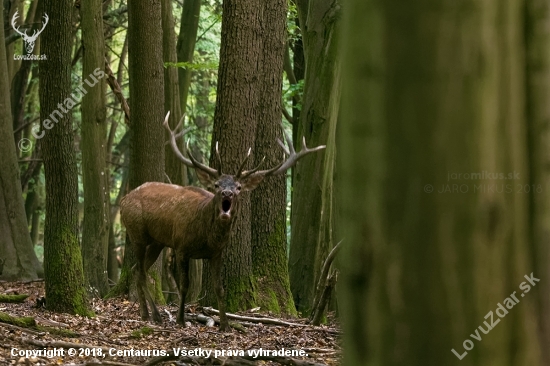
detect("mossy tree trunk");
top-left (288, 0), bottom-right (340, 314)
top-left (525, 0), bottom-right (550, 363)
top-left (39, 0), bottom-right (90, 316)
top-left (340, 0), bottom-right (540, 365)
top-left (202, 0), bottom-right (262, 312)
top-left (250, 0), bottom-right (295, 315)
top-left (110, 0), bottom-right (165, 304)
top-left (0, 8), bottom-right (42, 281)
top-left (81, 0), bottom-right (110, 297)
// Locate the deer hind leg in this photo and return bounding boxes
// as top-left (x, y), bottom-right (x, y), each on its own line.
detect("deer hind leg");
top-left (132, 241), bottom-right (150, 321)
top-left (176, 256), bottom-right (190, 325)
top-left (210, 254), bottom-right (228, 331)
top-left (141, 242), bottom-right (164, 323)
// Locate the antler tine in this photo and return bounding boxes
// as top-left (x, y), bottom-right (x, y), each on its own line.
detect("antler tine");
top-left (185, 140), bottom-right (220, 177)
top-left (235, 148), bottom-right (252, 178)
top-left (239, 156), bottom-right (267, 179)
top-left (215, 142), bottom-right (223, 174)
top-left (253, 127), bottom-right (326, 177)
top-left (162, 111), bottom-right (219, 178)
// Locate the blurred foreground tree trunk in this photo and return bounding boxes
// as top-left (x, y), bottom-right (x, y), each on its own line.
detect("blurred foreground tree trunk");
top-left (525, 0), bottom-right (550, 363)
top-left (39, 0), bottom-right (90, 315)
top-left (0, 8), bottom-right (42, 281)
top-left (340, 0), bottom-right (540, 365)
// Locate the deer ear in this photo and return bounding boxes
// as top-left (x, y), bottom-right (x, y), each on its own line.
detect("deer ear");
top-left (241, 173), bottom-right (264, 191)
top-left (196, 169), bottom-right (216, 189)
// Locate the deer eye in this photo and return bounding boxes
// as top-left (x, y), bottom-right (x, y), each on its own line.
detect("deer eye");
top-left (214, 183), bottom-right (219, 189)
top-left (237, 185), bottom-right (242, 191)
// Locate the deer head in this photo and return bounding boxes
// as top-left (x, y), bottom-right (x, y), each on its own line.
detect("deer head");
top-left (11, 11), bottom-right (49, 54)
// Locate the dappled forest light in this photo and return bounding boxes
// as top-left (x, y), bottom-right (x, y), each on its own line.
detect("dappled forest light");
top-left (1, 0), bottom-right (549, 365)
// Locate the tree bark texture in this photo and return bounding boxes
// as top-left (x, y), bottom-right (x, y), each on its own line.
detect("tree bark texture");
top-left (202, 0), bottom-right (262, 312)
top-left (250, 0), bottom-right (296, 315)
top-left (39, 0), bottom-right (90, 316)
top-left (81, 0), bottom-right (110, 297)
top-left (111, 0), bottom-right (166, 301)
top-left (289, 0), bottom-right (340, 314)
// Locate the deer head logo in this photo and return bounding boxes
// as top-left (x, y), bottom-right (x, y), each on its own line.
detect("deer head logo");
top-left (11, 11), bottom-right (49, 54)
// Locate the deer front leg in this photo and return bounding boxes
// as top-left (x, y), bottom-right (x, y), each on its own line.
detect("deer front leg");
top-left (176, 258), bottom-right (190, 325)
top-left (210, 255), bottom-right (228, 331)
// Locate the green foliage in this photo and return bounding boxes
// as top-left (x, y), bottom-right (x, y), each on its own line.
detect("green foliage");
top-left (164, 61), bottom-right (218, 71)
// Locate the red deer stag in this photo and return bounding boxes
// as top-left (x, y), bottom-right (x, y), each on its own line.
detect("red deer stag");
top-left (120, 112), bottom-right (325, 330)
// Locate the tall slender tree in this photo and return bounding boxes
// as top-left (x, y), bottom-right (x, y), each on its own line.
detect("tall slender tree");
top-left (176, 0), bottom-right (201, 115)
top-left (109, 0), bottom-right (166, 302)
top-left (39, 0), bottom-right (90, 315)
top-left (81, 0), bottom-right (110, 296)
top-left (288, 0), bottom-right (340, 314)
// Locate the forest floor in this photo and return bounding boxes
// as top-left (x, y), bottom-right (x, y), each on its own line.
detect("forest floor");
top-left (0, 281), bottom-right (341, 366)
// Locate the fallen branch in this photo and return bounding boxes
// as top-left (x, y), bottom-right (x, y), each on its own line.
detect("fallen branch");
top-left (241, 354), bottom-right (327, 366)
top-left (0, 321), bottom-right (44, 336)
top-left (203, 307), bottom-right (308, 328)
top-left (310, 240), bottom-right (343, 324)
top-left (86, 362), bottom-right (137, 366)
top-left (311, 272), bottom-right (337, 326)
top-left (0, 294), bottom-right (29, 303)
top-left (105, 58), bottom-right (130, 125)
top-left (0, 311), bottom-right (36, 327)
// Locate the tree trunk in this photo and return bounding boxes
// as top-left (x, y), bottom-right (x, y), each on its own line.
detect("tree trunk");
top-left (111, 0), bottom-right (166, 303)
top-left (340, 0), bottom-right (540, 365)
top-left (0, 7), bottom-right (42, 281)
top-left (80, 0), bottom-right (110, 297)
top-left (39, 0), bottom-right (90, 316)
top-left (250, 0), bottom-right (295, 315)
top-left (288, 0), bottom-right (340, 314)
top-left (202, 0), bottom-right (262, 312)
top-left (161, 0), bottom-right (202, 303)
top-left (176, 0), bottom-right (201, 115)
top-left (525, 0), bottom-right (550, 363)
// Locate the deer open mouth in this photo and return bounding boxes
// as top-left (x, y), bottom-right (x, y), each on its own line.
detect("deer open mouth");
top-left (220, 198), bottom-right (232, 220)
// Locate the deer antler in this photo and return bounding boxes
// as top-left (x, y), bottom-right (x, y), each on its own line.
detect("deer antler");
top-left (241, 127), bottom-right (325, 178)
top-left (163, 112), bottom-right (220, 178)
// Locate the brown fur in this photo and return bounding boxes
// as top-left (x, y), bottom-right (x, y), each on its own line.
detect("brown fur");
top-left (120, 175), bottom-right (262, 331)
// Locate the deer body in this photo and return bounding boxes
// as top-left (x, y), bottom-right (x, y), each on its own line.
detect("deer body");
top-left (121, 181), bottom-right (240, 330)
top-left (122, 112), bottom-right (325, 331)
